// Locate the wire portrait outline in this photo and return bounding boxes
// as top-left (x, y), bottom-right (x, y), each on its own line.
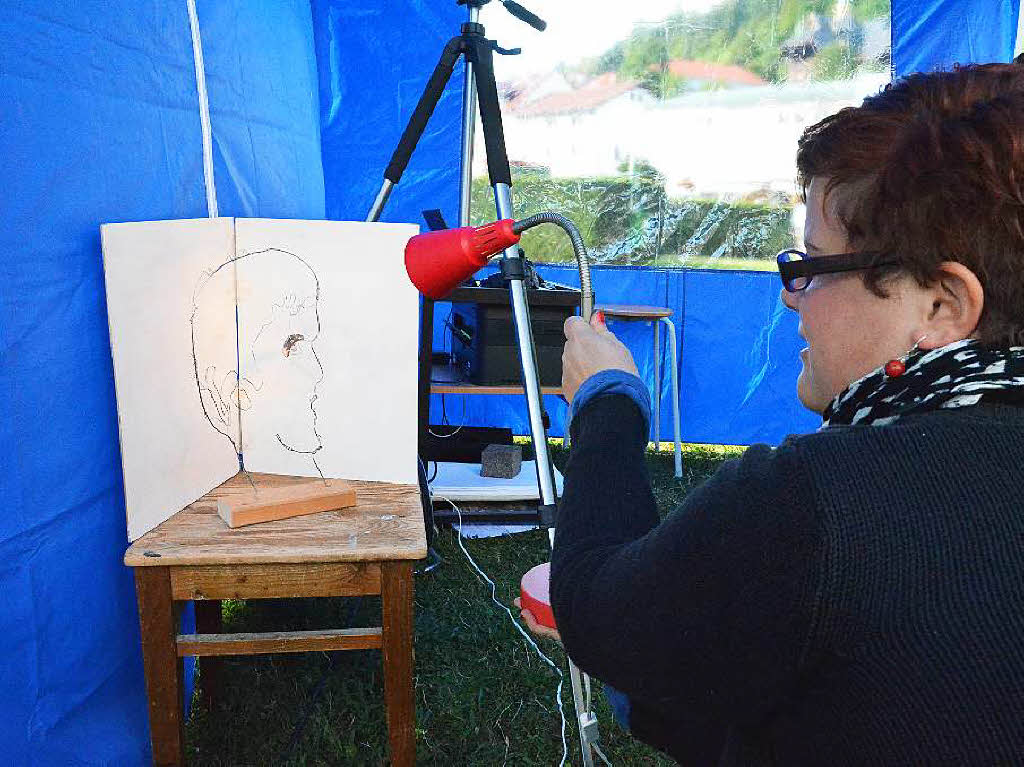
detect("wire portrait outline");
top-left (190, 247), bottom-right (326, 477)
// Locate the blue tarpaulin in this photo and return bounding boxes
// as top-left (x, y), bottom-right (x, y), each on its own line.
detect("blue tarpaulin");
top-left (429, 264), bottom-right (820, 444)
top-left (5, 1), bottom-right (341, 762)
top-left (893, 0), bottom-right (1021, 76)
top-left (314, 0), bottom-right (462, 224)
top-left (1, 0), bottom-right (1020, 762)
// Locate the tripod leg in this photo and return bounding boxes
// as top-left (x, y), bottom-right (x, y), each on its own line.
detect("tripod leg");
top-left (465, 29), bottom-right (600, 767)
top-left (367, 36), bottom-right (464, 221)
top-left (458, 25), bottom-right (480, 225)
top-left (464, 34), bottom-right (559, 508)
top-left (385, 36), bottom-right (464, 184)
top-left (465, 35), bottom-right (513, 188)
top-left (570, 661), bottom-right (597, 767)
top-left (506, 275), bottom-right (559, 506)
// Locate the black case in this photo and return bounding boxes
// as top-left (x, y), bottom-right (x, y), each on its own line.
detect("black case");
top-left (438, 283), bottom-right (582, 386)
top-left (451, 302), bottom-right (572, 386)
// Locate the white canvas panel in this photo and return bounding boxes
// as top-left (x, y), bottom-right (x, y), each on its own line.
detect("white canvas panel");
top-left (101, 218), bottom-right (240, 540)
top-left (235, 219), bottom-right (419, 485)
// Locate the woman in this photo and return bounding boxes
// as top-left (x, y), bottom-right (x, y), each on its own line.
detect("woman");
top-left (522, 63), bottom-right (1024, 763)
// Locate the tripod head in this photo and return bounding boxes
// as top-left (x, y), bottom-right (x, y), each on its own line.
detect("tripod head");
top-left (458, 0), bottom-right (547, 32)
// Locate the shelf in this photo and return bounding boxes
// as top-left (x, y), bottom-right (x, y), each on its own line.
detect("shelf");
top-left (443, 285), bottom-right (581, 308)
top-left (429, 364), bottom-right (563, 396)
top-left (430, 382), bottom-right (564, 396)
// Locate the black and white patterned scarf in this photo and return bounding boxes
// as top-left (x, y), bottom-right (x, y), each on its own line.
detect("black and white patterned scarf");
top-left (821, 339), bottom-right (1024, 429)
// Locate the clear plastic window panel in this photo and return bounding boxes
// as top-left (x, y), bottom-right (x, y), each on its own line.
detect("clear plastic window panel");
top-left (474, 0), bottom-right (891, 269)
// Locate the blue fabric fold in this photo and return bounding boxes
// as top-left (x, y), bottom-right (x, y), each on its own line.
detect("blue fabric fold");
top-left (569, 369), bottom-right (652, 437)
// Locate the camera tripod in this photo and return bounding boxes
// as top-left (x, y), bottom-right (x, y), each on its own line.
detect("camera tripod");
top-left (365, 2), bottom-right (604, 764)
top-left (366, 0), bottom-right (558, 525)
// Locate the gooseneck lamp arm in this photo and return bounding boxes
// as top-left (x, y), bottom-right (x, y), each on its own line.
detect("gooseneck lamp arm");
top-left (511, 212), bottom-right (594, 319)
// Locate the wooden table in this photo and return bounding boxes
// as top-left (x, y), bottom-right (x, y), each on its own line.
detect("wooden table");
top-left (125, 472), bottom-right (427, 767)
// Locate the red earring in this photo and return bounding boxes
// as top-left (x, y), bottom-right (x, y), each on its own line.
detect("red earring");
top-left (884, 358), bottom-right (906, 377)
top-left (884, 335), bottom-right (928, 378)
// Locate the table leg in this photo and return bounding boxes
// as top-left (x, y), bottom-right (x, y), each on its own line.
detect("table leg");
top-left (134, 567), bottom-right (185, 767)
top-left (653, 320), bottom-right (661, 448)
top-left (194, 599), bottom-right (222, 709)
top-left (660, 317), bottom-right (683, 478)
top-left (381, 561), bottom-right (416, 766)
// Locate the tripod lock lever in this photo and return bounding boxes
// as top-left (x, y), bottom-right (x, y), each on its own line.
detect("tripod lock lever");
top-left (502, 0), bottom-right (547, 31)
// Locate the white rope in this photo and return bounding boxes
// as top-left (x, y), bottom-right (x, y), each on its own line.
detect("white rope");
top-left (186, 0), bottom-right (219, 218)
top-left (437, 496), bottom-right (570, 766)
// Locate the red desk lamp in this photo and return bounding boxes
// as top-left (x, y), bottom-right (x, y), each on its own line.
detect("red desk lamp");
top-left (405, 213), bottom-right (594, 318)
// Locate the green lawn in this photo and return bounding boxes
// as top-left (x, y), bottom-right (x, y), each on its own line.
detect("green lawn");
top-left (185, 443), bottom-right (741, 765)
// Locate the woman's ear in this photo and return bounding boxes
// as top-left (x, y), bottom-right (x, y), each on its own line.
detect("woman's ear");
top-left (919, 261), bottom-right (984, 348)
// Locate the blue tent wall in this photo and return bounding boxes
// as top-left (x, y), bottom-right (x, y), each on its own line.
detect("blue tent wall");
top-left (1, 2), bottom-right (323, 763)
top-left (313, 0), bottom-right (463, 224)
top-left (893, 0), bottom-right (1021, 76)
top-left (428, 265), bottom-right (820, 445)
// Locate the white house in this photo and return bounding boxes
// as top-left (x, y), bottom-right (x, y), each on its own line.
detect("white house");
top-left (486, 69), bottom-right (890, 200)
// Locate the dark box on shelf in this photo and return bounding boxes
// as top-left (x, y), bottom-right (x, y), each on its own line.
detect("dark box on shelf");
top-left (446, 286), bottom-right (580, 386)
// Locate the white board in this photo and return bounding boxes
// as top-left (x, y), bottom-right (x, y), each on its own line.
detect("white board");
top-left (234, 219), bottom-right (419, 485)
top-left (101, 218), bottom-right (240, 540)
top-left (428, 460), bottom-right (565, 502)
top-left (102, 217), bottom-right (420, 541)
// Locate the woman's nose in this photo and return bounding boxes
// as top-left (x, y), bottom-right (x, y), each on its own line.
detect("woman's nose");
top-left (780, 287), bottom-right (799, 312)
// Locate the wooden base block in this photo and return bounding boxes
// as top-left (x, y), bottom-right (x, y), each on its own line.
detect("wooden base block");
top-left (217, 481), bottom-right (357, 528)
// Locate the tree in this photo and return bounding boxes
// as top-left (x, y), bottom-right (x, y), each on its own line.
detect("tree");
top-left (587, 0), bottom-right (890, 86)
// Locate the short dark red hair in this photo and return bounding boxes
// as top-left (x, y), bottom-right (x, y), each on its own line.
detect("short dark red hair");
top-left (797, 63), bottom-right (1024, 346)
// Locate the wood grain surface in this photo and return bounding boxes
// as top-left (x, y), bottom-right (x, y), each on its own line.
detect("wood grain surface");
top-left (135, 567), bottom-right (185, 767)
top-left (381, 561), bottom-right (416, 767)
top-left (217, 481), bottom-right (356, 528)
top-left (170, 562), bottom-right (381, 600)
top-left (176, 627), bottom-right (383, 657)
top-left (125, 472), bottom-right (426, 566)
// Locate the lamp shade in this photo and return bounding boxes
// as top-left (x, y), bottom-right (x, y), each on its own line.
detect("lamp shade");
top-left (404, 219), bottom-right (520, 298)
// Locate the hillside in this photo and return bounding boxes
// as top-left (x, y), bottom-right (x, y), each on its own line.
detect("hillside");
top-left (589, 0), bottom-right (889, 91)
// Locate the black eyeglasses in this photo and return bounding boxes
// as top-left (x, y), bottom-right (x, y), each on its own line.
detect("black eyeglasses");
top-left (776, 248), bottom-right (901, 292)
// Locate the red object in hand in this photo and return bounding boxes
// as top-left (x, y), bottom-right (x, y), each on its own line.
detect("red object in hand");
top-left (404, 219), bottom-right (520, 299)
top-left (520, 562), bottom-right (557, 630)
top-left (885, 359), bottom-right (906, 377)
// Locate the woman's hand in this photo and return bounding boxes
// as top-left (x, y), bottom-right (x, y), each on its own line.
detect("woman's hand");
top-left (513, 597), bottom-right (562, 643)
top-left (561, 311), bottom-right (639, 404)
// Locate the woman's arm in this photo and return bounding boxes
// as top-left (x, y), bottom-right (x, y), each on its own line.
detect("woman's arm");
top-left (551, 394), bottom-right (824, 736)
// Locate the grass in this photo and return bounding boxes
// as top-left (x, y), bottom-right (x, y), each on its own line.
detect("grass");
top-left (185, 442), bottom-right (742, 765)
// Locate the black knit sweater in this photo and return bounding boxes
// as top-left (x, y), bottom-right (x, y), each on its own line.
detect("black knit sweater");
top-left (550, 394), bottom-right (1024, 764)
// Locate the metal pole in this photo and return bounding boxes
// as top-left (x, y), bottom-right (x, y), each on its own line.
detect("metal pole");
top-left (570, 663), bottom-right (597, 767)
top-left (366, 180), bottom-right (394, 223)
top-left (459, 6), bottom-right (480, 226)
top-left (662, 317), bottom-right (683, 478)
top-left (474, 13), bottom-right (595, 766)
top-left (653, 320), bottom-right (661, 448)
top-left (493, 183), bottom-right (558, 508)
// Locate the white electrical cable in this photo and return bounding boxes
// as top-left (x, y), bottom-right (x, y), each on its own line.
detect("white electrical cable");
top-left (426, 394), bottom-right (468, 439)
top-left (428, 311), bottom-right (469, 439)
top-left (186, 0), bottom-right (219, 218)
top-left (436, 495), bottom-right (570, 767)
